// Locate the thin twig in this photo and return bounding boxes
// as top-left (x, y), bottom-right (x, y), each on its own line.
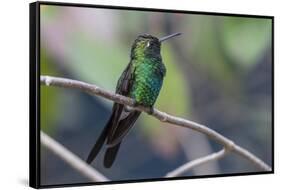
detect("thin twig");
top-left (40, 131), bottom-right (109, 182)
top-left (40, 75), bottom-right (272, 172)
top-left (165, 149), bottom-right (228, 177)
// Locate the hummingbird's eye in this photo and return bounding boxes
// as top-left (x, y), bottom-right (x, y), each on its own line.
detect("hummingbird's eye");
top-left (146, 41), bottom-right (150, 48)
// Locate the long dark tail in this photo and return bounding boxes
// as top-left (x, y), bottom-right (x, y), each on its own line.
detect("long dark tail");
top-left (86, 103), bottom-right (123, 165)
top-left (103, 143), bottom-right (121, 168)
top-left (86, 105), bottom-right (141, 168)
top-left (103, 111), bottom-right (141, 168)
top-left (86, 120), bottom-right (111, 164)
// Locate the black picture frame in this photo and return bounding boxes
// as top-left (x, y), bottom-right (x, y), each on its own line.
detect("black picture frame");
top-left (30, 1), bottom-right (274, 188)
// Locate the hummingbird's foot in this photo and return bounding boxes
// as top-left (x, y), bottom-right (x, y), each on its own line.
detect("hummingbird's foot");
top-left (124, 105), bottom-right (133, 112)
top-left (147, 107), bottom-right (154, 115)
top-left (125, 99), bottom-right (139, 112)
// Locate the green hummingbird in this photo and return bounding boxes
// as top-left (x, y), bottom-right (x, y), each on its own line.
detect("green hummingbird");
top-left (86, 33), bottom-right (181, 168)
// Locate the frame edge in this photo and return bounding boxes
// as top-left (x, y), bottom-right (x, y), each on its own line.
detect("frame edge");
top-left (29, 1), bottom-right (40, 189)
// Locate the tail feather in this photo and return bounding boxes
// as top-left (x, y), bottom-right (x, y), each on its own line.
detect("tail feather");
top-left (86, 103), bottom-right (123, 164)
top-left (107, 111), bottom-right (141, 147)
top-left (86, 112), bottom-right (115, 164)
top-left (103, 143), bottom-right (121, 168)
top-left (103, 111), bottom-right (140, 167)
top-left (86, 123), bottom-right (109, 164)
top-left (86, 104), bottom-right (140, 168)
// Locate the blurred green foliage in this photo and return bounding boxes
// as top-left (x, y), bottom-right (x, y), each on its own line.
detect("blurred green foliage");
top-left (221, 17), bottom-right (271, 68)
top-left (66, 31), bottom-right (128, 91)
top-left (40, 48), bottom-right (61, 134)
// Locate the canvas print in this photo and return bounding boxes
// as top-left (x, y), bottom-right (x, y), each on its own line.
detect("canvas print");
top-left (30, 2), bottom-right (273, 188)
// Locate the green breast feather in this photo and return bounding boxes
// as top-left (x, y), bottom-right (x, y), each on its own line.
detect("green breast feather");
top-left (130, 58), bottom-right (166, 106)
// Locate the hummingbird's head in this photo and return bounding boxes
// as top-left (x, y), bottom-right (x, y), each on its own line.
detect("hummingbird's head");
top-left (131, 34), bottom-right (160, 59)
top-left (131, 33), bottom-right (181, 59)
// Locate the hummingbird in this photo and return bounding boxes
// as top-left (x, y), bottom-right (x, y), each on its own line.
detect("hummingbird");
top-left (86, 32), bottom-right (181, 168)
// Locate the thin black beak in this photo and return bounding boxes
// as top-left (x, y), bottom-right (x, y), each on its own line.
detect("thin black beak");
top-left (159, 32), bottom-right (181, 42)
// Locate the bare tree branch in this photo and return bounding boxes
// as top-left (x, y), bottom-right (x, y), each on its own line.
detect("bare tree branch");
top-left (165, 149), bottom-right (228, 177)
top-left (40, 131), bottom-right (109, 182)
top-left (40, 75), bottom-right (272, 173)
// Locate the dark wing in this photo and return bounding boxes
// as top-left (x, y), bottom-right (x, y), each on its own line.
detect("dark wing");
top-left (106, 62), bottom-right (141, 146)
top-left (87, 62), bottom-right (141, 167)
top-left (86, 63), bottom-right (132, 165)
top-left (106, 111), bottom-right (141, 147)
top-left (103, 62), bottom-right (141, 168)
